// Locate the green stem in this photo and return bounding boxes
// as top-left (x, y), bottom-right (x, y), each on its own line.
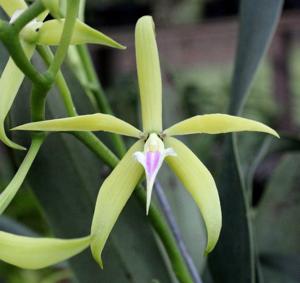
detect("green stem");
top-left (47, 0), bottom-right (79, 77)
top-left (0, 134), bottom-right (44, 214)
top-left (75, 45), bottom-right (126, 156)
top-left (0, 21), bottom-right (45, 85)
top-left (135, 187), bottom-right (193, 283)
top-left (11, 0), bottom-right (44, 33)
top-left (76, 45), bottom-right (112, 114)
top-left (37, 46), bottom-right (77, 117)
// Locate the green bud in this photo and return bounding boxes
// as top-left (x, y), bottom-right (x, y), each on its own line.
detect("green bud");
top-left (36, 19), bottom-right (126, 49)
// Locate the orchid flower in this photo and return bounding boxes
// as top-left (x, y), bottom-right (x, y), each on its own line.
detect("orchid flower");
top-left (14, 16), bottom-right (279, 267)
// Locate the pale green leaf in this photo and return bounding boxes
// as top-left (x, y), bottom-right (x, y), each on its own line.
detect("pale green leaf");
top-left (164, 113), bottom-right (279, 138)
top-left (135, 16), bottom-right (162, 132)
top-left (164, 137), bottom-right (222, 253)
top-left (0, 137), bottom-right (43, 214)
top-left (0, 231), bottom-right (90, 269)
top-left (0, 0), bottom-right (27, 17)
top-left (37, 19), bottom-right (125, 49)
top-left (13, 113), bottom-right (142, 138)
top-left (91, 140), bottom-right (144, 267)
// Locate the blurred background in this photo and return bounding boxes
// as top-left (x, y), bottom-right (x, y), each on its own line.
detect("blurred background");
top-left (0, 0), bottom-right (300, 282)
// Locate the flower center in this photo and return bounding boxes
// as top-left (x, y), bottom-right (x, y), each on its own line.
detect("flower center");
top-left (134, 133), bottom-right (176, 214)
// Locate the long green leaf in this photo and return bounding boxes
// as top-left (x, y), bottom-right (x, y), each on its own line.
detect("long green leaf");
top-left (209, 1), bottom-right (283, 283)
top-left (255, 154), bottom-right (300, 283)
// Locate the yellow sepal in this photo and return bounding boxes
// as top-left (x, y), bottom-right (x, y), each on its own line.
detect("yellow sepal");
top-left (165, 137), bottom-right (222, 253)
top-left (0, 231), bottom-right (91, 269)
top-left (135, 16), bottom-right (162, 132)
top-left (13, 113), bottom-right (142, 138)
top-left (91, 140), bottom-right (144, 267)
top-left (0, 42), bottom-right (35, 150)
top-left (164, 114), bottom-right (279, 138)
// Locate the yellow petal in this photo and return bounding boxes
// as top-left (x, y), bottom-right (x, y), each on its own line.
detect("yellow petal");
top-left (0, 42), bottom-right (35, 150)
top-left (0, 137), bottom-right (43, 214)
top-left (0, 231), bottom-right (90, 269)
top-left (164, 113), bottom-right (279, 138)
top-left (135, 16), bottom-right (162, 133)
top-left (13, 113), bottom-right (142, 138)
top-left (91, 140), bottom-right (144, 267)
top-left (36, 19), bottom-right (125, 49)
top-left (0, 0), bottom-right (27, 17)
top-left (164, 137), bottom-right (222, 253)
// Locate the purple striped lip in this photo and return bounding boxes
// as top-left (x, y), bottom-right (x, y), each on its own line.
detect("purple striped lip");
top-left (145, 151), bottom-right (161, 176)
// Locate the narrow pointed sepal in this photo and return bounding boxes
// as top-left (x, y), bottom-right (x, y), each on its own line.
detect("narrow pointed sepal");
top-left (0, 44), bottom-right (35, 150)
top-left (164, 137), bottom-right (222, 253)
top-left (0, 137), bottom-right (43, 214)
top-left (13, 113), bottom-right (142, 138)
top-left (134, 134), bottom-right (176, 214)
top-left (0, 231), bottom-right (90, 269)
top-left (36, 19), bottom-right (126, 49)
top-left (135, 16), bottom-right (162, 132)
top-left (164, 114), bottom-right (279, 138)
top-left (91, 140), bottom-right (144, 267)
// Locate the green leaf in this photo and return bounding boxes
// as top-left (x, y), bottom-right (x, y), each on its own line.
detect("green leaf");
top-left (229, 0), bottom-right (284, 115)
top-left (255, 154), bottom-right (300, 255)
top-left (255, 154), bottom-right (300, 283)
top-left (209, 1), bottom-right (283, 283)
top-left (260, 253), bottom-right (300, 282)
top-left (10, 68), bottom-right (174, 282)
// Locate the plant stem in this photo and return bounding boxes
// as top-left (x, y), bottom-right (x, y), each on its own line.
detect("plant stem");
top-left (155, 181), bottom-right (203, 283)
top-left (47, 0), bottom-right (79, 77)
top-left (11, 0), bottom-right (44, 33)
top-left (75, 45), bottom-right (126, 156)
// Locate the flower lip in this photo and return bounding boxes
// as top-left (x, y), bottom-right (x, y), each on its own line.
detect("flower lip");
top-left (134, 133), bottom-right (176, 214)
